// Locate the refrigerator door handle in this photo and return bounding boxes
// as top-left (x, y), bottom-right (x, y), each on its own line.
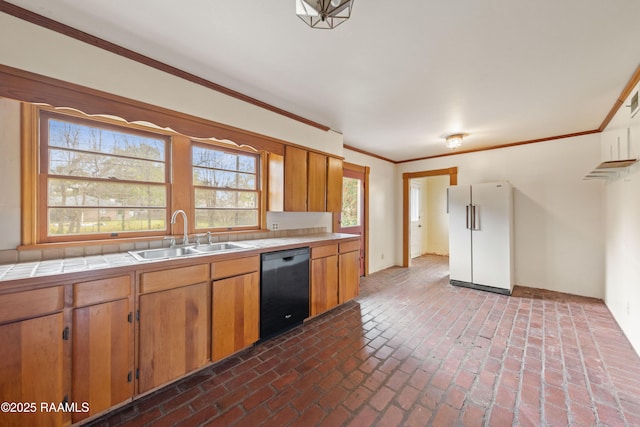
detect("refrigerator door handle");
top-left (471, 205), bottom-right (478, 230)
top-left (465, 204), bottom-right (471, 229)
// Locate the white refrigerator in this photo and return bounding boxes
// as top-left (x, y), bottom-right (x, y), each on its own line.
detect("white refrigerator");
top-left (448, 182), bottom-right (514, 294)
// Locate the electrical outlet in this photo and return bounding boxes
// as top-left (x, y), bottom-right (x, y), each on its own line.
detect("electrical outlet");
top-left (271, 223), bottom-right (279, 231)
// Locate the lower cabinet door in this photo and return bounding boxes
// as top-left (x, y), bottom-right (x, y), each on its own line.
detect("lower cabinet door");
top-left (138, 282), bottom-right (210, 393)
top-left (339, 251), bottom-right (360, 303)
top-left (72, 298), bottom-right (133, 422)
top-left (310, 255), bottom-right (339, 316)
top-left (212, 272), bottom-right (259, 361)
top-left (0, 313), bottom-right (64, 427)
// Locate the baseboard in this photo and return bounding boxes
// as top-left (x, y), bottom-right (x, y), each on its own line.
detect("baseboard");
top-left (450, 279), bottom-right (511, 296)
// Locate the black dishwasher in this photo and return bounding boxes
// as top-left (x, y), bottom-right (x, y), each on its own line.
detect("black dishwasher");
top-left (260, 247), bottom-right (310, 340)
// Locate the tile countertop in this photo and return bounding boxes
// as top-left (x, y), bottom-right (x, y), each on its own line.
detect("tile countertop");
top-left (0, 233), bottom-right (359, 284)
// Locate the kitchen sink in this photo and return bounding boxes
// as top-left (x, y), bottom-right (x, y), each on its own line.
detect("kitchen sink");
top-left (194, 242), bottom-right (253, 252)
top-left (128, 241), bottom-right (255, 261)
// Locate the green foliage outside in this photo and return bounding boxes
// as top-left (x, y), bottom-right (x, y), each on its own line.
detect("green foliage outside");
top-left (341, 177), bottom-right (360, 227)
top-left (46, 118), bottom-right (167, 236)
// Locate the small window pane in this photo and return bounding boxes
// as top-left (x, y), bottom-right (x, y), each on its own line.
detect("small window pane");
top-left (49, 149), bottom-right (165, 182)
top-left (341, 177), bottom-right (361, 227)
top-left (193, 168), bottom-right (256, 190)
top-left (195, 209), bottom-right (258, 228)
top-left (49, 119), bottom-right (165, 161)
top-left (48, 179), bottom-right (166, 207)
top-left (48, 208), bottom-right (166, 236)
top-left (192, 146), bottom-right (256, 173)
top-left (194, 189), bottom-right (257, 209)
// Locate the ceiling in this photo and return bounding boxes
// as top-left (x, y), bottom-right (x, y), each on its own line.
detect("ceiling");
top-left (5, 0), bottom-right (640, 162)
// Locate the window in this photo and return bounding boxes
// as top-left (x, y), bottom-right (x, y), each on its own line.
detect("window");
top-left (341, 176), bottom-right (361, 227)
top-left (192, 143), bottom-right (260, 230)
top-left (39, 111), bottom-right (170, 241)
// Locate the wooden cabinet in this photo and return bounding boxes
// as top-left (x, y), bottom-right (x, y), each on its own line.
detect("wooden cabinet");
top-left (284, 146), bottom-right (309, 211)
top-left (138, 264), bottom-right (210, 393)
top-left (310, 244), bottom-right (339, 316)
top-left (310, 240), bottom-right (359, 315)
top-left (339, 240), bottom-right (361, 304)
top-left (271, 145), bottom-right (343, 212)
top-left (326, 156), bottom-right (343, 212)
top-left (0, 236), bottom-right (359, 424)
top-left (308, 152), bottom-right (328, 211)
top-left (71, 275), bottom-right (133, 423)
top-left (212, 256), bottom-right (260, 361)
top-left (0, 287), bottom-right (65, 427)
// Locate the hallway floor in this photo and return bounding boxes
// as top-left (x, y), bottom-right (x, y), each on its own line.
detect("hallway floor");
top-left (89, 255), bottom-right (640, 426)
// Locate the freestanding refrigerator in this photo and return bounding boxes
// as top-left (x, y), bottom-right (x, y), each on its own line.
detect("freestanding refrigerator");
top-left (448, 182), bottom-right (514, 295)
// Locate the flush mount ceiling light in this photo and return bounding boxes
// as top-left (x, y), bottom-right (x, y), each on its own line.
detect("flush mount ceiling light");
top-left (445, 134), bottom-right (465, 149)
top-left (296, 0), bottom-right (354, 29)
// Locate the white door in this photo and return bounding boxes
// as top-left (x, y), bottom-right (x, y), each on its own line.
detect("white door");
top-left (410, 181), bottom-right (422, 258)
top-left (448, 185), bottom-right (472, 282)
top-left (470, 182), bottom-right (513, 290)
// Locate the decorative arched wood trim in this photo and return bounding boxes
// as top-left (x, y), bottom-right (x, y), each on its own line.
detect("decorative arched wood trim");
top-left (0, 64), bottom-right (286, 156)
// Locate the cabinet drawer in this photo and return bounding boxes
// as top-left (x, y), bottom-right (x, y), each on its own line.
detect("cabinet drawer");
top-left (140, 264), bottom-right (209, 294)
top-left (212, 256), bottom-right (260, 280)
top-left (339, 240), bottom-right (360, 253)
top-left (73, 275), bottom-right (131, 307)
top-left (311, 244), bottom-right (338, 259)
top-left (0, 286), bottom-right (64, 324)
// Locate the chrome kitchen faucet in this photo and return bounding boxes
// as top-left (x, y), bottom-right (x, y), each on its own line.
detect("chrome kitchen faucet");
top-left (170, 209), bottom-right (189, 246)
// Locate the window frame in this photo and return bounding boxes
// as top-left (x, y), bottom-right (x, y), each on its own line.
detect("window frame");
top-left (25, 106), bottom-right (266, 247)
top-left (190, 141), bottom-right (262, 233)
top-left (37, 108), bottom-right (172, 243)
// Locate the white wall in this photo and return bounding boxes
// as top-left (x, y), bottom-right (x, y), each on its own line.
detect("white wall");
top-left (0, 99), bottom-right (21, 250)
top-left (343, 149), bottom-right (397, 274)
top-left (397, 134), bottom-right (605, 299)
top-left (266, 212), bottom-right (332, 231)
top-left (0, 13), bottom-right (343, 157)
top-left (602, 83), bottom-right (640, 355)
top-left (425, 175), bottom-right (449, 256)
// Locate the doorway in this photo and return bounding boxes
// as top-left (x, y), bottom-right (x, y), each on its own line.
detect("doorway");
top-left (402, 167), bottom-right (458, 267)
top-left (409, 180), bottom-right (423, 258)
top-left (335, 162), bottom-right (369, 276)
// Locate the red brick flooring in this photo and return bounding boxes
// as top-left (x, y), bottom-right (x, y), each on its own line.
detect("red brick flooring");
top-left (89, 255), bottom-right (640, 426)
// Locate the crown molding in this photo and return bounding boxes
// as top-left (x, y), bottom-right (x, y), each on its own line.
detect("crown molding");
top-left (0, 1), bottom-right (331, 132)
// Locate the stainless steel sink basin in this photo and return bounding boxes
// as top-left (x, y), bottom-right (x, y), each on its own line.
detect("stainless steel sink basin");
top-left (129, 246), bottom-right (202, 261)
top-left (194, 242), bottom-right (253, 252)
top-left (129, 241), bottom-right (255, 261)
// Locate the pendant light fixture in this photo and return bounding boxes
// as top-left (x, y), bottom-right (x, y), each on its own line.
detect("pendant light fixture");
top-left (445, 134), bottom-right (465, 149)
top-left (296, 0), bottom-right (355, 29)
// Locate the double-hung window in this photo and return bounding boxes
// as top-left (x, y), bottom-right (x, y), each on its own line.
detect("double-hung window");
top-left (192, 143), bottom-right (260, 231)
top-left (39, 111), bottom-right (170, 242)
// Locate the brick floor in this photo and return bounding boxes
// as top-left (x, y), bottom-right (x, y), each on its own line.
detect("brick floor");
top-left (88, 255), bottom-right (640, 426)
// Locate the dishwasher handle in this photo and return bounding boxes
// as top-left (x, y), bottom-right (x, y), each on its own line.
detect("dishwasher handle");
top-left (261, 247), bottom-right (310, 262)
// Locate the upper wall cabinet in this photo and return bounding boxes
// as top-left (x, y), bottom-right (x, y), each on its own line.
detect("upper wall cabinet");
top-left (285, 146), bottom-right (309, 211)
top-left (326, 156), bottom-right (343, 212)
top-left (268, 146), bottom-right (343, 213)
